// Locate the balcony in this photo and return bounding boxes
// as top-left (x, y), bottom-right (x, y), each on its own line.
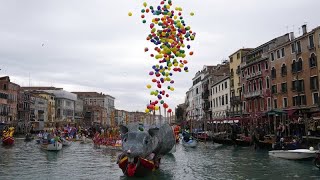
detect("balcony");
top-left (244, 90), bottom-right (262, 98)
top-left (246, 75), bottom-right (251, 79)
top-left (202, 90), bottom-right (210, 100)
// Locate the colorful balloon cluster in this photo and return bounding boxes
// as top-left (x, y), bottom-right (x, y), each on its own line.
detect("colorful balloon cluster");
top-left (129, 0), bottom-right (196, 114)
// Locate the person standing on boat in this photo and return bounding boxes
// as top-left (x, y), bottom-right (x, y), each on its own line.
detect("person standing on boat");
top-left (183, 129), bottom-right (191, 142)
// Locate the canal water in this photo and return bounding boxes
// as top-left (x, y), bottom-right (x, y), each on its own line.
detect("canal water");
top-left (1, 138), bottom-right (320, 180)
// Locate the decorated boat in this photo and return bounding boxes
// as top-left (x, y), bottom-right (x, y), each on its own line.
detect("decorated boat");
top-left (117, 123), bottom-right (175, 177)
top-left (41, 141), bottom-right (63, 151)
top-left (269, 148), bottom-right (317, 160)
top-left (2, 127), bottom-right (15, 145)
top-left (118, 156), bottom-right (156, 177)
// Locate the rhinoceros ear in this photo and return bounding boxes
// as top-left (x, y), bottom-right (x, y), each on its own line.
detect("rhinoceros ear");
top-left (119, 125), bottom-right (128, 135)
top-left (148, 128), bottom-right (159, 137)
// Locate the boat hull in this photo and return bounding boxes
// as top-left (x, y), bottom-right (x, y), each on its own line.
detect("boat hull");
top-left (269, 149), bottom-right (317, 160)
top-left (182, 139), bottom-right (197, 147)
top-left (212, 137), bottom-right (234, 145)
top-left (62, 140), bottom-right (72, 146)
top-left (235, 139), bottom-right (252, 147)
top-left (41, 142), bottom-right (63, 151)
top-left (2, 136), bottom-right (14, 145)
top-left (118, 156), bottom-right (156, 177)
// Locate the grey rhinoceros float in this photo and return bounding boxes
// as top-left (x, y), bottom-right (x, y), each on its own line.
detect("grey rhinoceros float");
top-left (117, 123), bottom-right (175, 177)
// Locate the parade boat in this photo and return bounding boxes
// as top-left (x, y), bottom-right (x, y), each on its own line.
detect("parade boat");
top-left (118, 156), bottom-right (157, 177)
top-left (2, 127), bottom-right (15, 146)
top-left (41, 141), bottom-right (63, 151)
top-left (117, 123), bottom-right (175, 177)
top-left (268, 148), bottom-right (317, 160)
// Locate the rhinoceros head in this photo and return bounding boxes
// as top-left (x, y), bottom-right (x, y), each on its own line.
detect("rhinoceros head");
top-left (120, 124), bottom-right (159, 160)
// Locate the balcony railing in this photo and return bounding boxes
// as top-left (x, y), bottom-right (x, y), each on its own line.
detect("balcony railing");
top-left (244, 90), bottom-right (262, 98)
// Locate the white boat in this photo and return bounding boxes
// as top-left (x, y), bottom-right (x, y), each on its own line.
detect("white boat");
top-left (268, 149), bottom-right (317, 160)
top-left (62, 139), bottom-right (72, 146)
top-left (41, 142), bottom-right (63, 151)
top-left (182, 139), bottom-right (197, 148)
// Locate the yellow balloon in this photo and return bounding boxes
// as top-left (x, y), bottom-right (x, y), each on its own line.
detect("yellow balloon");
top-left (190, 12), bottom-right (195, 16)
top-left (128, 12), bottom-right (133, 16)
top-left (147, 84), bottom-right (151, 89)
top-left (145, 109), bottom-right (150, 113)
top-left (143, 2), bottom-right (147, 7)
top-left (155, 106), bottom-right (159, 110)
top-left (170, 87), bottom-right (175, 91)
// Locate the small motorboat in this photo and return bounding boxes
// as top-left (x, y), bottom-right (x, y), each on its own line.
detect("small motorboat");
top-left (269, 148), bottom-right (317, 160)
top-left (41, 141), bottom-right (63, 151)
top-left (182, 139), bottom-right (197, 148)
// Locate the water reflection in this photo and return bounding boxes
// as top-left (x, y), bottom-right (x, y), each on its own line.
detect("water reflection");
top-left (1, 139), bottom-right (320, 180)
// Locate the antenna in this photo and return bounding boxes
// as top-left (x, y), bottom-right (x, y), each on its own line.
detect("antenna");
top-left (28, 73), bottom-right (31, 86)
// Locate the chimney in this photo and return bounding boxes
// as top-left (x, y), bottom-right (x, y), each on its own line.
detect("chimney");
top-left (290, 32), bottom-right (295, 41)
top-left (302, 24), bottom-right (307, 35)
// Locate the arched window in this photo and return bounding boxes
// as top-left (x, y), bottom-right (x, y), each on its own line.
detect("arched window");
top-left (259, 79), bottom-right (263, 90)
top-left (271, 67), bottom-right (276, 79)
top-left (297, 58), bottom-right (303, 71)
top-left (309, 53), bottom-right (317, 68)
top-left (281, 64), bottom-right (287, 76)
top-left (292, 60), bottom-right (296, 73)
top-left (3, 84), bottom-right (7, 90)
top-left (248, 82), bottom-right (251, 92)
top-left (253, 81), bottom-right (257, 91)
top-left (266, 77), bottom-right (270, 89)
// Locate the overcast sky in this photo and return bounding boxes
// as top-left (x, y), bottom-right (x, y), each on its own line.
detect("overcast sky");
top-left (0, 0), bottom-right (319, 112)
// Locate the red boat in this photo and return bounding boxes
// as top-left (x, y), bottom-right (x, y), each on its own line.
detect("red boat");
top-left (2, 136), bottom-right (14, 145)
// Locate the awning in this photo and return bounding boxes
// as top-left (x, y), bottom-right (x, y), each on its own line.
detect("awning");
top-left (266, 109), bottom-right (287, 116)
top-left (284, 109), bottom-right (297, 116)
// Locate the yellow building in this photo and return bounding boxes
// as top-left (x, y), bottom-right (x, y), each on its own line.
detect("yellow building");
top-left (228, 48), bottom-right (252, 117)
top-left (35, 91), bottom-right (56, 124)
